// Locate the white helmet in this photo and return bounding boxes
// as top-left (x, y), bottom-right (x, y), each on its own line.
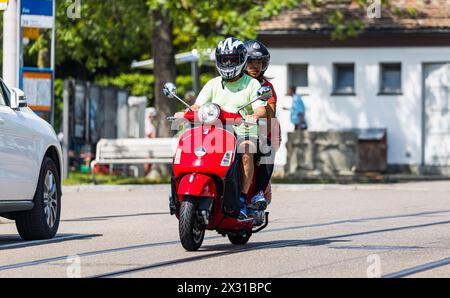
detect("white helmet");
top-left (215, 37), bottom-right (248, 81)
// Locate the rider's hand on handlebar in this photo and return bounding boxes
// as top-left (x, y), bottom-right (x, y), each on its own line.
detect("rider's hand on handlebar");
top-left (174, 104), bottom-right (199, 119)
top-left (174, 112), bottom-right (185, 118)
top-left (190, 104), bottom-right (200, 111)
top-left (245, 114), bottom-right (258, 125)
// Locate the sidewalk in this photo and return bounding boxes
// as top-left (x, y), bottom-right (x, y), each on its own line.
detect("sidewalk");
top-left (62, 179), bottom-right (450, 193)
top-left (275, 173), bottom-right (450, 184)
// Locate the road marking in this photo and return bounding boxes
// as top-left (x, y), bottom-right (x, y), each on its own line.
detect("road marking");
top-left (0, 234), bottom-right (98, 250)
top-left (62, 212), bottom-right (169, 222)
top-left (383, 257), bottom-right (450, 278)
top-left (0, 237), bottom-right (216, 272)
top-left (3, 215), bottom-right (450, 274)
top-left (89, 238), bottom-right (333, 278)
top-left (90, 219), bottom-right (450, 278)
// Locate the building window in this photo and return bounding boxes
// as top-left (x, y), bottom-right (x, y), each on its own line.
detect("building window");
top-left (379, 63), bottom-right (402, 94)
top-left (288, 64), bottom-right (308, 88)
top-left (333, 64), bottom-right (355, 95)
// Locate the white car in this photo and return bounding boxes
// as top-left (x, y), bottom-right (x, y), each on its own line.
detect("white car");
top-left (0, 78), bottom-right (62, 240)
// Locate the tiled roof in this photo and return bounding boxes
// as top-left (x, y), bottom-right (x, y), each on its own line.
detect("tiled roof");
top-left (258, 0), bottom-right (450, 34)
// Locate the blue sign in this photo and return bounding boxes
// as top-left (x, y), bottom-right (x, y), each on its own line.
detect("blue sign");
top-left (21, 0), bottom-right (53, 17)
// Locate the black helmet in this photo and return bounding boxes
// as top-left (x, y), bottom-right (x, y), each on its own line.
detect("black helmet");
top-left (215, 37), bottom-right (248, 81)
top-left (244, 40), bottom-right (270, 72)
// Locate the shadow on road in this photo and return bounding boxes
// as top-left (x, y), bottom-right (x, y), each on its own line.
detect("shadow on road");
top-left (266, 209), bottom-right (450, 233)
top-left (199, 238), bottom-right (350, 252)
top-left (62, 212), bottom-right (169, 222)
top-left (200, 218), bottom-right (450, 252)
top-left (0, 233), bottom-right (102, 250)
top-left (331, 245), bottom-right (425, 251)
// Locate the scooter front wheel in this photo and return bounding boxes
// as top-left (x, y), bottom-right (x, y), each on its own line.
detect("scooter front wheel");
top-left (179, 197), bottom-right (205, 251)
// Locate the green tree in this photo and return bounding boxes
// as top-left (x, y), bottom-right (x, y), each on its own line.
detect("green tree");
top-left (147, 0), bottom-right (300, 138)
top-left (55, 0), bottom-right (152, 79)
top-left (146, 0), bottom-right (396, 137)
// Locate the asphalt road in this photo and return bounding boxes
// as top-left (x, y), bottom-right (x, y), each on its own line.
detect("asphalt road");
top-left (1, 181), bottom-right (450, 278)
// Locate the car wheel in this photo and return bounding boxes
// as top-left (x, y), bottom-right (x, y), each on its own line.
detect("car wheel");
top-left (15, 157), bottom-right (61, 240)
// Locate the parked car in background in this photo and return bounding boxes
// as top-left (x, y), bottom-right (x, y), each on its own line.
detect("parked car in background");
top-left (0, 78), bottom-right (62, 240)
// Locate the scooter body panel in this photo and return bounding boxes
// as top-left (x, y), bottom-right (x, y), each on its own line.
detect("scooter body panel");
top-left (173, 126), bottom-right (236, 179)
top-left (208, 204), bottom-right (254, 232)
top-left (177, 173), bottom-right (218, 199)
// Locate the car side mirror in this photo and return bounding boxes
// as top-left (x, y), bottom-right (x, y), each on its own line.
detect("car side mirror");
top-left (10, 88), bottom-right (27, 109)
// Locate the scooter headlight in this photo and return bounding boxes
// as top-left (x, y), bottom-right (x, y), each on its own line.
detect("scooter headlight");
top-left (198, 103), bottom-right (220, 124)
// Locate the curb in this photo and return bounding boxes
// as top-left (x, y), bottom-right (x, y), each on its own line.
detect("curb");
top-left (62, 183), bottom-right (448, 193)
top-left (63, 184), bottom-right (170, 193)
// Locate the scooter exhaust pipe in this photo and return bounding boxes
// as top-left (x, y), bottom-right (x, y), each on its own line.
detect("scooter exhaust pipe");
top-left (252, 212), bottom-right (269, 233)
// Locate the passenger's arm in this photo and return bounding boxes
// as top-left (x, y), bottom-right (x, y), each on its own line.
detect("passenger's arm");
top-left (267, 103), bottom-right (276, 119)
top-left (246, 106), bottom-right (267, 123)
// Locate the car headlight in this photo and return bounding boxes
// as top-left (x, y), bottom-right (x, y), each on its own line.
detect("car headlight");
top-left (198, 103), bottom-right (220, 124)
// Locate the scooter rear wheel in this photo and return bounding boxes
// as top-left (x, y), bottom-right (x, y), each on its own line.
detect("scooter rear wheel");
top-left (179, 197), bottom-right (205, 251)
top-left (228, 232), bottom-right (252, 245)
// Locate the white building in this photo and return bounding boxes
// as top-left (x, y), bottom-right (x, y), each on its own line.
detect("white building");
top-left (258, 1), bottom-right (450, 174)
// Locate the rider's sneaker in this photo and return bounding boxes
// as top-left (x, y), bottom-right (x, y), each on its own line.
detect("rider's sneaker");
top-left (238, 196), bottom-right (248, 220)
top-left (251, 191), bottom-right (268, 210)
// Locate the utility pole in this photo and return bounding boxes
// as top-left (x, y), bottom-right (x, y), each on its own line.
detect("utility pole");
top-left (191, 61), bottom-right (200, 95)
top-left (2, 0), bottom-right (19, 87)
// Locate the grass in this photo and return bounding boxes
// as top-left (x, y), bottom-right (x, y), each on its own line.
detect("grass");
top-left (63, 172), bottom-right (170, 186)
top-left (63, 172), bottom-right (446, 186)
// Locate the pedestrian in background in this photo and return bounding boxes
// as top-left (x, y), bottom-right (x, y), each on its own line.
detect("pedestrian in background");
top-left (144, 107), bottom-right (157, 176)
top-left (287, 86), bottom-right (307, 131)
top-left (184, 91), bottom-right (197, 106)
top-left (145, 107), bottom-right (157, 139)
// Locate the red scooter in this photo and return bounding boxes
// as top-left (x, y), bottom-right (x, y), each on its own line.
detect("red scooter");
top-left (163, 82), bottom-right (272, 251)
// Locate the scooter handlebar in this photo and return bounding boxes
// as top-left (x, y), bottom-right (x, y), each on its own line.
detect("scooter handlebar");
top-left (241, 118), bottom-right (267, 126)
top-left (167, 110), bottom-right (196, 122)
top-left (258, 118), bottom-right (267, 126)
top-left (167, 109), bottom-right (267, 126)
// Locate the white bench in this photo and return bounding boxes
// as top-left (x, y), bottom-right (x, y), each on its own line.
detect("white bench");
top-left (90, 138), bottom-right (178, 179)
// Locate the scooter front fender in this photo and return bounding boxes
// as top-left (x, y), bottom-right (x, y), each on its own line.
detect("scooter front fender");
top-left (177, 173), bottom-right (218, 200)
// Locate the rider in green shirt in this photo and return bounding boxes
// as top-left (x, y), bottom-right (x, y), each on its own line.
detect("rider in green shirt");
top-left (180, 37), bottom-right (267, 219)
top-left (194, 73), bottom-right (264, 139)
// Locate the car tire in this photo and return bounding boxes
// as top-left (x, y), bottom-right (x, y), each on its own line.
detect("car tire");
top-left (15, 157), bottom-right (61, 240)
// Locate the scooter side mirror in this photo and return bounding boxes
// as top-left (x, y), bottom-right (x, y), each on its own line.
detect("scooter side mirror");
top-left (256, 86), bottom-right (272, 102)
top-left (236, 86), bottom-right (273, 114)
top-left (162, 82), bottom-right (192, 110)
top-left (163, 82), bottom-right (177, 98)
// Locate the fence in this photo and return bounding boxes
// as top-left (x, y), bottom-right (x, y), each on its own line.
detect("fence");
top-left (62, 80), bottom-right (145, 178)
